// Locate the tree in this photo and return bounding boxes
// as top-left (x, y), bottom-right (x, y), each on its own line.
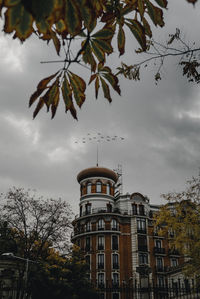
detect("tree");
top-left (155, 173), bottom-right (200, 280)
top-left (29, 245), bottom-right (98, 299)
top-left (0, 0), bottom-right (196, 120)
top-left (0, 188), bottom-right (97, 299)
top-left (117, 28), bottom-right (200, 84)
top-left (0, 187), bottom-right (73, 258)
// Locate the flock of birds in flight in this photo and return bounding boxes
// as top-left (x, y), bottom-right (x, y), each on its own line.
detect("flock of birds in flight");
top-left (74, 133), bottom-right (125, 144)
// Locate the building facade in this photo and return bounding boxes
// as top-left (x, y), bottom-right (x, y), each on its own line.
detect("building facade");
top-left (71, 166), bottom-right (189, 299)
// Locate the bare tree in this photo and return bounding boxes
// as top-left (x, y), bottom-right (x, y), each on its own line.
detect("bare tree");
top-left (0, 187), bottom-right (73, 259)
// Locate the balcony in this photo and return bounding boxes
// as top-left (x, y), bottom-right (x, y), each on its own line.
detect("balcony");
top-left (113, 263), bottom-right (119, 269)
top-left (137, 228), bottom-right (147, 234)
top-left (97, 226), bottom-right (105, 231)
top-left (168, 249), bottom-right (180, 256)
top-left (71, 224), bottom-right (120, 239)
top-left (98, 244), bottom-right (104, 250)
top-left (138, 245), bottom-right (148, 252)
top-left (75, 207), bottom-right (151, 219)
top-left (112, 244), bottom-right (118, 250)
top-left (98, 282), bottom-right (105, 289)
top-left (154, 247), bottom-right (165, 254)
top-left (98, 263), bottom-right (104, 269)
top-left (155, 266), bottom-right (168, 273)
top-left (112, 282), bottom-right (119, 288)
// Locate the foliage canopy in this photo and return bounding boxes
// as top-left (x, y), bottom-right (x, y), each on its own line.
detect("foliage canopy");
top-left (0, 0), bottom-right (198, 119)
top-left (155, 173), bottom-right (200, 280)
top-left (0, 187), bottom-right (72, 258)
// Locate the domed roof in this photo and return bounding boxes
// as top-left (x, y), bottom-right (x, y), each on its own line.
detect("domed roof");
top-left (77, 166), bottom-right (118, 183)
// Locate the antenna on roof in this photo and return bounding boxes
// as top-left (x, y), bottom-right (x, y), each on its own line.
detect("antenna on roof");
top-left (74, 133), bottom-right (125, 167)
top-left (96, 143), bottom-right (99, 167)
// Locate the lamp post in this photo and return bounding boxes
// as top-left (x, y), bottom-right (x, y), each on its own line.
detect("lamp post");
top-left (1, 252), bottom-right (38, 299)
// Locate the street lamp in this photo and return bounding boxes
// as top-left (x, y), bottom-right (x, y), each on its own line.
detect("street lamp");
top-left (1, 252), bottom-right (38, 299)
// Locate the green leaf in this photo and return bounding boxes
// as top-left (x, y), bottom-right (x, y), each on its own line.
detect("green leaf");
top-left (33, 98), bottom-right (44, 119)
top-left (138, 0), bottom-right (145, 17)
top-left (142, 17), bottom-right (152, 38)
top-left (92, 27), bottom-right (114, 40)
top-left (82, 42), bottom-right (97, 72)
top-left (95, 77), bottom-right (100, 99)
top-left (117, 24), bottom-right (125, 56)
top-left (125, 19), bottom-right (146, 51)
top-left (100, 77), bottom-right (112, 103)
top-left (91, 40), bottom-right (105, 62)
top-left (92, 38), bottom-right (113, 54)
top-left (68, 72), bottom-right (86, 108)
top-left (64, 0), bottom-right (81, 35)
top-left (29, 71), bottom-right (59, 107)
top-left (4, 4), bottom-right (23, 33)
top-left (36, 19), bottom-right (49, 34)
top-left (62, 75), bottom-right (77, 119)
top-left (51, 80), bottom-right (60, 119)
top-left (78, 0), bottom-right (95, 32)
top-left (21, 0), bottom-right (54, 21)
top-left (144, 0), bottom-right (165, 27)
top-left (102, 73), bottom-right (121, 95)
top-left (154, 0), bottom-right (168, 8)
top-left (51, 31), bottom-right (61, 55)
top-left (42, 77), bottom-right (60, 111)
top-left (15, 6), bottom-right (33, 41)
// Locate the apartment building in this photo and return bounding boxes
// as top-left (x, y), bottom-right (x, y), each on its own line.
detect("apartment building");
top-left (71, 165), bottom-right (185, 299)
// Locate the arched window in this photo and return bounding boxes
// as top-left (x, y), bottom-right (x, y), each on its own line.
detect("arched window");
top-left (106, 183), bottom-right (111, 195)
top-left (96, 181), bottom-right (102, 193)
top-left (87, 182), bottom-right (92, 194)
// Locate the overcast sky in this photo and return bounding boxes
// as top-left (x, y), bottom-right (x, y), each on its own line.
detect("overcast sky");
top-left (0, 1), bottom-right (200, 214)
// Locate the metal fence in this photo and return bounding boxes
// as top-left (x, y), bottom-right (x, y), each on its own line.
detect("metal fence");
top-left (95, 281), bottom-right (200, 299)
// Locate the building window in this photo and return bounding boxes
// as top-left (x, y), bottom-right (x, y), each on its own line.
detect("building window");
top-left (112, 235), bottom-right (118, 250)
top-left (98, 219), bottom-right (105, 230)
top-left (98, 273), bottom-right (105, 287)
top-left (139, 253), bottom-right (148, 265)
top-left (85, 255), bottom-right (90, 266)
top-left (111, 219), bottom-right (118, 230)
top-left (112, 273), bottom-right (119, 287)
top-left (96, 181), bottom-right (102, 193)
top-left (106, 183), bottom-right (111, 195)
top-left (138, 235), bottom-right (147, 251)
top-left (80, 206), bottom-right (82, 217)
top-left (139, 204), bottom-right (145, 215)
top-left (156, 257), bottom-right (163, 271)
top-left (171, 258), bottom-right (178, 268)
top-left (85, 221), bottom-right (91, 232)
top-left (155, 239), bottom-right (162, 248)
top-left (132, 204), bottom-right (137, 215)
top-left (85, 203), bottom-right (91, 215)
top-left (112, 293), bottom-right (119, 299)
top-left (112, 254), bottom-right (119, 269)
top-left (107, 203), bottom-right (112, 212)
top-left (158, 276), bottom-right (165, 287)
top-left (137, 218), bottom-right (146, 233)
top-left (98, 254), bottom-right (104, 269)
top-left (98, 236), bottom-right (104, 250)
top-left (87, 183), bottom-right (92, 194)
top-left (85, 237), bottom-right (91, 251)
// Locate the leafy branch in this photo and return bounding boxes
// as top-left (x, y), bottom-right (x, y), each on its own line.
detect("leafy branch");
top-left (117, 28), bottom-right (200, 83)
